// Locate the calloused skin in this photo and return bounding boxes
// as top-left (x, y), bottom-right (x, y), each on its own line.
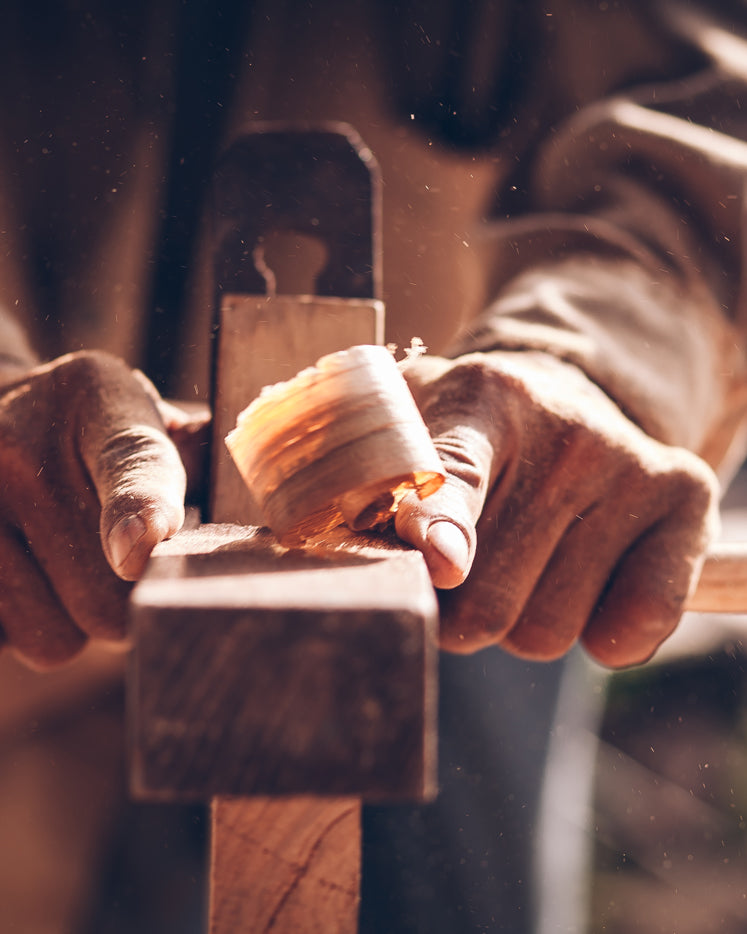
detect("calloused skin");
top-left (396, 350), bottom-right (720, 668)
top-left (0, 350), bottom-right (208, 668)
top-left (0, 348), bottom-right (719, 669)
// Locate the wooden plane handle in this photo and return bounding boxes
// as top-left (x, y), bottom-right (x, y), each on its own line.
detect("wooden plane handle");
top-left (688, 543), bottom-right (747, 613)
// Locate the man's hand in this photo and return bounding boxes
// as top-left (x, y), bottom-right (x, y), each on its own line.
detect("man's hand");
top-left (0, 351), bottom-right (205, 668)
top-left (395, 351), bottom-right (720, 668)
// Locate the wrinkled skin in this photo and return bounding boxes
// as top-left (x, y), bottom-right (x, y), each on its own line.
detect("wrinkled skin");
top-left (0, 350), bottom-right (208, 668)
top-left (396, 351), bottom-right (720, 668)
top-left (0, 348), bottom-right (719, 670)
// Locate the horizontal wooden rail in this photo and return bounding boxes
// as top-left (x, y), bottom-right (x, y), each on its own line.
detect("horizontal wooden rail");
top-left (688, 543), bottom-right (747, 614)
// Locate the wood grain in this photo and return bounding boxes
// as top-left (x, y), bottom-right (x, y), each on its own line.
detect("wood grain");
top-left (688, 543), bottom-right (747, 614)
top-left (209, 796), bottom-right (361, 934)
top-left (128, 523), bottom-right (438, 802)
top-left (205, 287), bottom-right (387, 934)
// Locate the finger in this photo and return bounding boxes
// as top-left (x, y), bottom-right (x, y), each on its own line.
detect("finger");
top-left (499, 501), bottom-right (639, 660)
top-left (66, 353), bottom-right (187, 580)
top-left (581, 532), bottom-right (702, 668)
top-left (436, 429), bottom-right (603, 651)
top-left (395, 481), bottom-right (474, 590)
top-left (157, 398), bottom-right (211, 502)
top-left (436, 500), bottom-right (575, 653)
top-left (395, 424), bottom-right (494, 588)
top-left (582, 479), bottom-right (718, 668)
top-left (132, 368), bottom-right (212, 468)
top-left (0, 524), bottom-right (87, 669)
top-left (20, 482), bottom-right (133, 641)
top-left (94, 427), bottom-right (187, 580)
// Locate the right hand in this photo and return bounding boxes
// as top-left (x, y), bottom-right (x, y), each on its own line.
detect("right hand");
top-left (0, 350), bottom-right (201, 668)
top-left (394, 350), bottom-right (721, 667)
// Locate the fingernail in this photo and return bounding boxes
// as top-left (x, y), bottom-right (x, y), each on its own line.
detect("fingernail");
top-left (108, 514), bottom-right (147, 572)
top-left (426, 521), bottom-right (470, 579)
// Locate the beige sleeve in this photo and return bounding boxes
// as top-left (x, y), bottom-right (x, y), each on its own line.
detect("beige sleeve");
top-left (450, 6), bottom-right (747, 477)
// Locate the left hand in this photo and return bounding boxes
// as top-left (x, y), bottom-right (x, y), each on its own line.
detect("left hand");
top-left (394, 350), bottom-right (720, 668)
top-left (0, 351), bottom-right (210, 667)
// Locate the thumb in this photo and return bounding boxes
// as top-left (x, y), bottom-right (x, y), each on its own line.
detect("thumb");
top-left (73, 355), bottom-right (187, 580)
top-left (395, 424), bottom-right (493, 589)
top-left (131, 369), bottom-right (211, 500)
top-left (95, 427), bottom-right (186, 581)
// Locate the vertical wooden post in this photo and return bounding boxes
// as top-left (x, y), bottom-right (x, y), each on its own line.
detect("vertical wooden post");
top-left (210, 294), bottom-right (384, 528)
top-left (210, 797), bottom-right (361, 934)
top-left (207, 290), bottom-right (383, 934)
top-left (207, 126), bottom-right (386, 934)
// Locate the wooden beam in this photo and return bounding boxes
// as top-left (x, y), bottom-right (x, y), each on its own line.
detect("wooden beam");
top-left (687, 542), bottom-right (747, 614)
top-left (128, 523), bottom-right (438, 802)
top-left (209, 796), bottom-right (361, 934)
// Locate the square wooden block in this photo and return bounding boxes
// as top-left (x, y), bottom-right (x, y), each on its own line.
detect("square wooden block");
top-left (128, 525), bottom-right (438, 802)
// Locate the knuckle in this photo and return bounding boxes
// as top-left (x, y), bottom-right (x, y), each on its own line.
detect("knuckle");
top-left (52, 348), bottom-right (125, 389)
top-left (4, 623), bottom-right (88, 670)
top-left (421, 358), bottom-right (492, 414)
top-left (410, 353), bottom-right (519, 421)
top-left (47, 351), bottom-right (139, 434)
top-left (665, 454), bottom-right (720, 521)
top-left (503, 624), bottom-right (576, 662)
top-left (433, 430), bottom-right (492, 492)
top-left (20, 640), bottom-right (87, 671)
top-left (100, 423), bottom-right (182, 468)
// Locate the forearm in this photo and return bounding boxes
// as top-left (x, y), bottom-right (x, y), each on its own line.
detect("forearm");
top-left (452, 49), bottom-right (747, 477)
top-left (450, 247), bottom-right (745, 469)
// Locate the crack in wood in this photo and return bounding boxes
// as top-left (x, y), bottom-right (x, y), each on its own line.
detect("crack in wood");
top-left (264, 804), bottom-right (360, 931)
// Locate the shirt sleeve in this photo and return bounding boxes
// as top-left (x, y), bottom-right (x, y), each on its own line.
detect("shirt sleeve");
top-left (449, 2), bottom-right (747, 478)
